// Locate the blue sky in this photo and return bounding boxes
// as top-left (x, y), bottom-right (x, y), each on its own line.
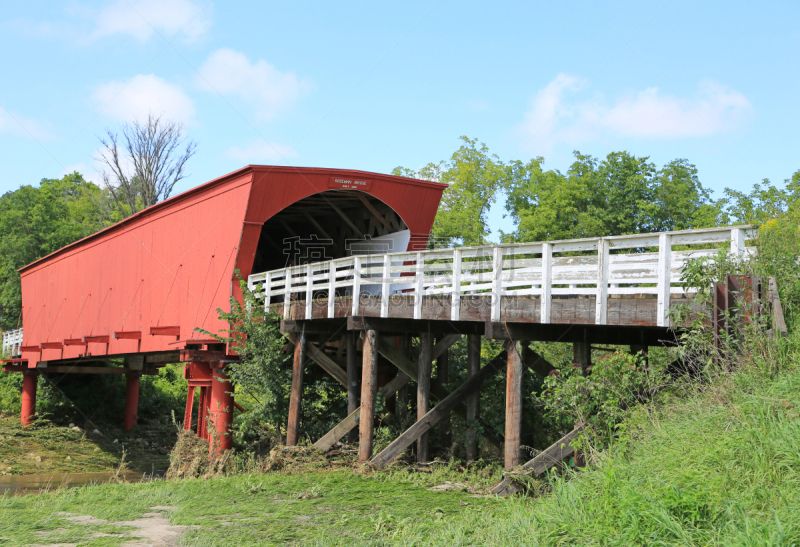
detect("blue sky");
top-left (1, 1), bottom-right (798, 239)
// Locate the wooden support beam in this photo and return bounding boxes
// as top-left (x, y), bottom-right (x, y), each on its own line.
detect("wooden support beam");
top-left (359, 329), bottom-right (379, 461)
top-left (373, 334), bottom-right (505, 450)
top-left (396, 336), bottom-right (410, 423)
top-left (489, 425), bottom-right (584, 496)
top-left (574, 337), bottom-right (591, 374)
top-left (466, 334), bottom-right (480, 461)
top-left (356, 193), bottom-right (392, 231)
top-left (284, 332), bottom-right (347, 387)
top-left (302, 212), bottom-right (339, 249)
top-left (346, 332), bottom-right (359, 443)
top-left (281, 319), bottom-right (347, 335)
top-left (372, 350), bottom-right (506, 468)
top-left (505, 340), bottom-right (524, 469)
top-left (769, 277), bottom-right (788, 334)
top-left (349, 316), bottom-right (484, 335)
top-left (32, 366), bottom-right (158, 375)
top-left (417, 332), bottom-right (433, 462)
top-left (286, 330), bottom-right (306, 446)
top-left (523, 346), bottom-right (556, 378)
top-left (314, 372), bottom-right (409, 452)
top-left (483, 321), bottom-right (672, 347)
top-left (436, 344), bottom-right (451, 450)
top-left (328, 201), bottom-right (365, 238)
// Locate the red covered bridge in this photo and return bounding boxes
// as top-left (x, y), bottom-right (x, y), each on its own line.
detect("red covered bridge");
top-left (2, 166), bottom-right (446, 450)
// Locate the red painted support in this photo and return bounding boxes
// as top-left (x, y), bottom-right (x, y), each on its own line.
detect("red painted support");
top-left (124, 373), bottom-right (141, 431)
top-left (21, 370), bottom-right (38, 426)
top-left (197, 387), bottom-right (209, 438)
top-left (209, 365), bottom-right (234, 455)
top-left (183, 386), bottom-right (196, 430)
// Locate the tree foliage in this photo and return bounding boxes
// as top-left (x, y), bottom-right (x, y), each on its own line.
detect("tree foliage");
top-left (394, 137), bottom-right (506, 246)
top-left (0, 173), bottom-right (107, 329)
top-left (196, 277), bottom-right (291, 445)
top-left (505, 152), bottom-right (721, 242)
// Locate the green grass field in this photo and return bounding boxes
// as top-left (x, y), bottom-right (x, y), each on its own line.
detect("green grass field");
top-left (0, 469), bottom-right (507, 546)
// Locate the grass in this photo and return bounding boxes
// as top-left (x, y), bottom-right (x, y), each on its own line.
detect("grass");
top-left (0, 469), bottom-right (504, 546)
top-left (389, 334), bottom-right (800, 546)
top-left (0, 414), bottom-right (175, 475)
top-left (3, 351), bottom-right (799, 545)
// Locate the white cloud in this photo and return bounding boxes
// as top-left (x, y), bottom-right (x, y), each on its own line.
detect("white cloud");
top-left (226, 140), bottom-right (297, 163)
top-left (90, 0), bottom-right (210, 42)
top-left (0, 107), bottom-right (52, 140)
top-left (197, 49), bottom-right (310, 121)
top-left (94, 74), bottom-right (195, 124)
top-left (520, 75), bottom-right (753, 153)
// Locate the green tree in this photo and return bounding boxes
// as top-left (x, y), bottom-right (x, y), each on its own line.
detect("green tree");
top-left (393, 137), bottom-right (506, 246)
top-left (0, 173), bottom-right (105, 329)
top-left (647, 159), bottom-right (722, 231)
top-left (504, 151), bottom-right (720, 242)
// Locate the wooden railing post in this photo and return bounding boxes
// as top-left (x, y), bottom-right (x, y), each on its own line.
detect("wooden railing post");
top-left (451, 248), bottom-right (462, 321)
top-left (263, 272), bottom-right (272, 312)
top-left (352, 257), bottom-right (362, 316)
top-left (730, 227), bottom-right (745, 257)
top-left (414, 252), bottom-right (424, 320)
top-left (595, 238), bottom-right (609, 325)
top-left (541, 243), bottom-right (552, 324)
top-left (491, 247), bottom-right (503, 321)
top-left (381, 254), bottom-right (391, 318)
top-left (656, 233), bottom-right (673, 327)
top-left (327, 262), bottom-right (336, 319)
top-left (305, 263), bottom-right (314, 320)
top-left (283, 269), bottom-right (292, 320)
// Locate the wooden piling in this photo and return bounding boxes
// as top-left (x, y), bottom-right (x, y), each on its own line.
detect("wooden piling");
top-left (286, 330), bottom-right (306, 446)
top-left (346, 332), bottom-right (359, 443)
top-left (466, 334), bottom-right (481, 461)
top-left (436, 344), bottom-right (451, 450)
top-left (417, 332), bottom-right (433, 462)
top-left (359, 329), bottom-right (379, 461)
top-left (505, 339), bottom-right (524, 469)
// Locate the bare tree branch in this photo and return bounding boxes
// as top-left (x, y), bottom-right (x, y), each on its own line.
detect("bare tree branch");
top-left (96, 112), bottom-right (197, 217)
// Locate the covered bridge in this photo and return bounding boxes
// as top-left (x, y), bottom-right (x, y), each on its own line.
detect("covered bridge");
top-left (2, 166), bottom-right (446, 446)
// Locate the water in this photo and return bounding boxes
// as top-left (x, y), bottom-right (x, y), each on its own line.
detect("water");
top-left (0, 471), bottom-right (151, 495)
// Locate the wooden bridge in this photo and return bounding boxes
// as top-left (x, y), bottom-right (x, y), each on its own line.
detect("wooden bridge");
top-left (246, 225), bottom-right (758, 470)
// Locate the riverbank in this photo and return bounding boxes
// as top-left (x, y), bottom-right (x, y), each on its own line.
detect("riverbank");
top-left (0, 415), bottom-right (175, 476)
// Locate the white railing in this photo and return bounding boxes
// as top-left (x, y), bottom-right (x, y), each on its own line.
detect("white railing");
top-left (2, 328), bottom-right (23, 358)
top-left (248, 225), bottom-right (757, 328)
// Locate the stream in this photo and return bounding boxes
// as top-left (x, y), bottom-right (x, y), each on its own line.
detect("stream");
top-left (0, 471), bottom-right (152, 494)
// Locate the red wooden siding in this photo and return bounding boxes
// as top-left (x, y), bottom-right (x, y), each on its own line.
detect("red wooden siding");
top-left (18, 166), bottom-right (445, 367)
